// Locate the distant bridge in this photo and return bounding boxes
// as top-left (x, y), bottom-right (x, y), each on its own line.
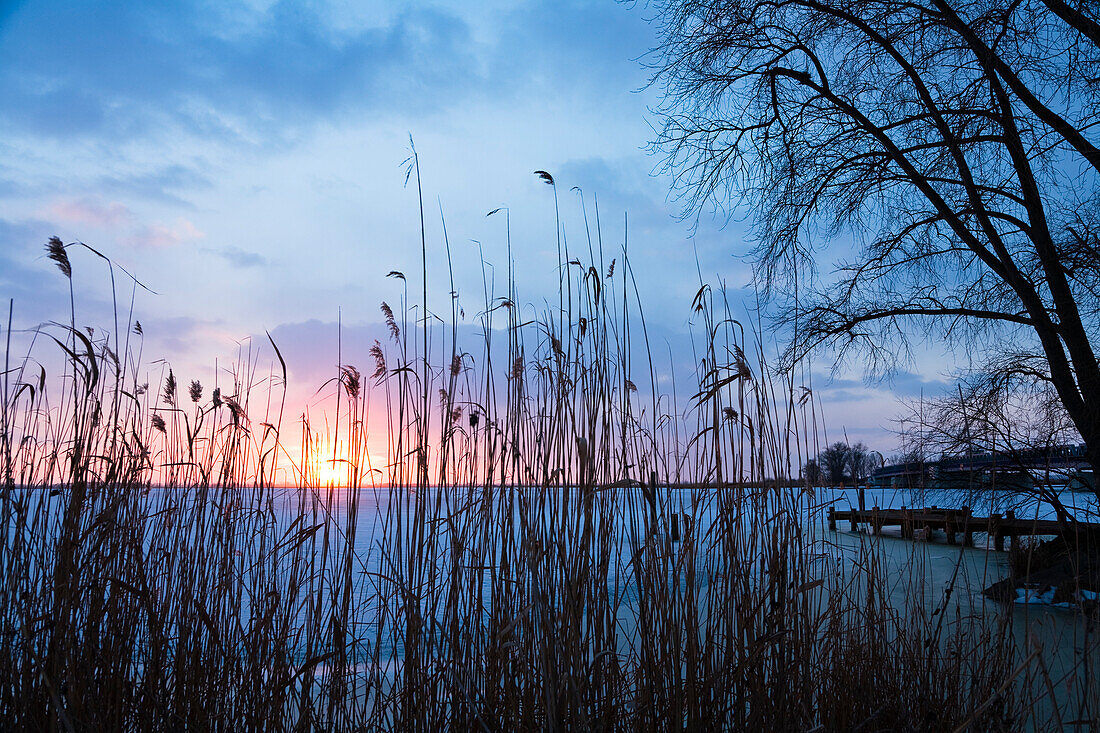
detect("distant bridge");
top-left (870, 445), bottom-right (1095, 492)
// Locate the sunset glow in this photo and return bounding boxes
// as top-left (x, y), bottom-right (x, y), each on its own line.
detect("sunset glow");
top-left (3, 2), bottom-right (1098, 728)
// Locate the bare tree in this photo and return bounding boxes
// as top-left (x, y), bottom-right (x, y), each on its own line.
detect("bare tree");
top-left (847, 441), bottom-right (878, 482)
top-left (901, 380), bottom-right (1078, 459)
top-left (803, 457), bottom-right (824, 485)
top-left (812, 440), bottom-right (876, 483)
top-left (647, 0), bottom-right (1100, 501)
top-left (816, 442), bottom-right (853, 483)
top-left (896, 377), bottom-right (1086, 516)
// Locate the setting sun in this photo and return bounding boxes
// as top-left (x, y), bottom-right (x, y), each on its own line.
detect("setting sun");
top-left (317, 463), bottom-right (342, 485)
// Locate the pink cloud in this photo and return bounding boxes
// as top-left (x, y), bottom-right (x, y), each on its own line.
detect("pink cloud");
top-left (43, 197), bottom-right (203, 248)
top-left (122, 218), bottom-right (205, 249)
top-left (46, 197), bottom-right (133, 227)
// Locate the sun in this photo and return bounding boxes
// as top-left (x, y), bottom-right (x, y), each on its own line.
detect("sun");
top-left (310, 454), bottom-right (387, 487)
top-left (317, 463), bottom-right (342, 485)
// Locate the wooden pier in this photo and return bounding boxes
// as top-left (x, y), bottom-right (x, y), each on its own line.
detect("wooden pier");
top-left (826, 505), bottom-right (1100, 551)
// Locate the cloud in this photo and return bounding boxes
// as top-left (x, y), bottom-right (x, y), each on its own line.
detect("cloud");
top-left (98, 163), bottom-right (213, 207)
top-left (135, 314), bottom-right (236, 364)
top-left (122, 218), bottom-right (204, 249)
top-left (0, 218), bottom-right (68, 302)
top-left (0, 176), bottom-right (19, 198)
top-left (0, 1), bottom-right (657, 151)
top-left (46, 198), bottom-right (134, 228)
top-left (39, 198), bottom-right (203, 248)
top-left (886, 370), bottom-right (953, 398)
top-left (493, 1), bottom-right (656, 96)
top-left (0, 216), bottom-right (139, 334)
top-left (0, 2), bottom-right (485, 145)
top-left (266, 319), bottom-right (391, 388)
top-left (205, 246), bottom-right (267, 268)
top-left (809, 370), bottom-right (953, 400)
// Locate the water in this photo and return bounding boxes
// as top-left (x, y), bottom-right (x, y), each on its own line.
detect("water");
top-left (9, 482), bottom-right (1097, 629)
top-left (5, 482), bottom-right (1098, 723)
top-left (254, 482), bottom-right (1099, 657)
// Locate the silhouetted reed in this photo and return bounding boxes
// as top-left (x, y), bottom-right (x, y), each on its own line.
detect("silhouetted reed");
top-left (0, 208), bottom-right (1094, 730)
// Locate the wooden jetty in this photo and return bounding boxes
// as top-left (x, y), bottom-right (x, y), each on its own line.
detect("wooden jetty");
top-left (827, 505), bottom-right (1100, 551)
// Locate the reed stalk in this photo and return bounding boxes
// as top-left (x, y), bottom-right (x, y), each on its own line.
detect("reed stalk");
top-left (0, 198), bottom-right (1094, 730)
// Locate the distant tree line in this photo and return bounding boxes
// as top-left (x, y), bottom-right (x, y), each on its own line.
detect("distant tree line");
top-left (804, 442), bottom-right (879, 486)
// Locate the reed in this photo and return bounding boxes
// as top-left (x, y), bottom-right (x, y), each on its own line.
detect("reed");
top-left (0, 200), bottom-right (1094, 730)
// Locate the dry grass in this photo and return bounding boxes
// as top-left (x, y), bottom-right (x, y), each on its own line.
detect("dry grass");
top-left (0, 205), bottom-right (1093, 730)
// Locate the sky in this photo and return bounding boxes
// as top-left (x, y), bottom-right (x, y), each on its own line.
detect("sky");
top-left (0, 0), bottom-right (957, 459)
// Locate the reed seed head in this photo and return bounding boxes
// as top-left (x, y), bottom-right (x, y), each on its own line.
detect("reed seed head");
top-left (163, 370), bottom-right (177, 406)
top-left (370, 340), bottom-right (386, 380)
top-left (341, 365), bottom-right (361, 400)
top-left (223, 395), bottom-right (244, 425)
top-left (380, 302), bottom-right (400, 341)
top-left (45, 236), bottom-right (72, 279)
top-left (732, 345), bottom-right (753, 381)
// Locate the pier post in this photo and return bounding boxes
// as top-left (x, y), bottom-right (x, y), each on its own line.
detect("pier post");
top-left (1006, 511), bottom-right (1019, 553)
top-left (901, 506), bottom-right (911, 538)
top-left (828, 507), bottom-right (836, 531)
top-left (872, 506), bottom-right (881, 535)
top-left (670, 512), bottom-right (681, 543)
top-left (961, 506), bottom-right (974, 547)
top-left (992, 513), bottom-right (1004, 551)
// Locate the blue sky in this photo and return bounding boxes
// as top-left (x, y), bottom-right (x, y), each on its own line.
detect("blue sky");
top-left (0, 0), bottom-right (953, 454)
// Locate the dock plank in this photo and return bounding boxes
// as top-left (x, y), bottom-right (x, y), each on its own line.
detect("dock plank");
top-left (826, 505), bottom-right (1100, 550)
